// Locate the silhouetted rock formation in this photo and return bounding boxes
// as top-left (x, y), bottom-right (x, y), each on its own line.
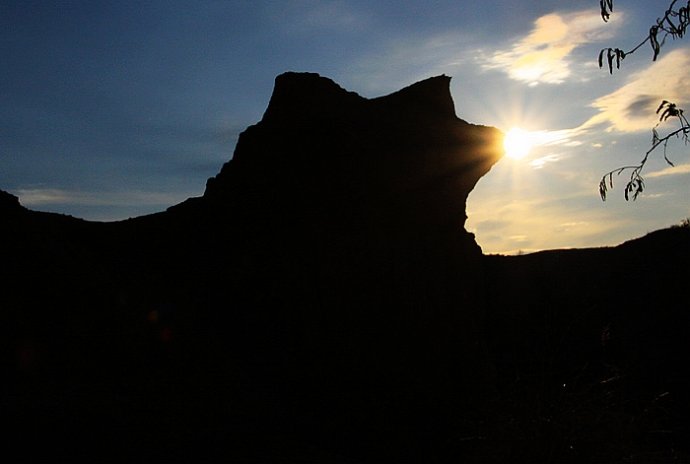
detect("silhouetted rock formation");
top-left (0, 189), bottom-right (22, 214)
top-left (1, 73), bottom-right (689, 463)
top-left (203, 72), bottom-right (498, 255)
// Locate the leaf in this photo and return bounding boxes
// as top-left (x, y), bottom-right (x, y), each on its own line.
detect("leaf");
top-left (659, 104), bottom-right (677, 121)
top-left (680, 6), bottom-right (690, 27)
top-left (650, 26), bottom-right (661, 60)
top-left (600, 0), bottom-right (613, 22)
top-left (599, 176), bottom-right (610, 201)
top-left (635, 180), bottom-right (644, 200)
top-left (607, 48), bottom-right (614, 74)
top-left (660, 104), bottom-right (679, 121)
top-left (598, 48), bottom-right (626, 73)
top-left (615, 49), bottom-right (622, 69)
top-left (656, 100), bottom-right (669, 114)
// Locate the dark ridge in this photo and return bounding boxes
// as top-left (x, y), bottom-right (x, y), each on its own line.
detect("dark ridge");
top-left (371, 74), bottom-right (458, 121)
top-left (0, 189), bottom-right (23, 214)
top-left (260, 71), bottom-right (365, 124)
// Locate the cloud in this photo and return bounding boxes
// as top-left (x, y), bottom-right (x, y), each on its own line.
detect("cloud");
top-left (15, 188), bottom-right (190, 208)
top-left (467, 191), bottom-right (634, 254)
top-left (502, 128), bottom-right (582, 167)
top-left (582, 48), bottom-right (690, 132)
top-left (557, 221), bottom-right (590, 231)
top-left (485, 10), bottom-right (618, 85)
top-left (529, 153), bottom-right (561, 169)
top-left (270, 0), bottom-right (368, 34)
top-left (471, 218), bottom-right (509, 234)
top-left (526, 49), bottom-right (690, 149)
top-left (301, 1), bottom-right (363, 29)
top-left (646, 163), bottom-right (690, 178)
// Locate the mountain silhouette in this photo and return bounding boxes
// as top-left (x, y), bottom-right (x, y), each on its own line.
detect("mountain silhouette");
top-left (2, 72), bottom-right (689, 463)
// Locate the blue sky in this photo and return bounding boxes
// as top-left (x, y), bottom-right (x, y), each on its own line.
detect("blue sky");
top-left (2, 0), bottom-right (690, 253)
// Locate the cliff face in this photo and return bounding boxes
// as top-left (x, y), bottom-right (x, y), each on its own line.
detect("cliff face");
top-left (202, 72), bottom-right (501, 256)
top-left (193, 73), bottom-right (504, 431)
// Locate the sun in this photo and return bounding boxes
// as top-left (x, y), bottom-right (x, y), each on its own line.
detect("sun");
top-left (503, 127), bottom-right (534, 160)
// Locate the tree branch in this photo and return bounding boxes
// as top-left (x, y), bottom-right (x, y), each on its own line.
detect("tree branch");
top-left (597, 2), bottom-right (690, 201)
top-left (599, 104), bottom-right (690, 201)
top-left (598, 0), bottom-right (689, 73)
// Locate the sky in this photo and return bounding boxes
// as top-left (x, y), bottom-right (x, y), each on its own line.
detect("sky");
top-left (2, 0), bottom-right (690, 254)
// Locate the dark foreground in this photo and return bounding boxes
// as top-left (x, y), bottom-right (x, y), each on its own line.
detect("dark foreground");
top-left (2, 73), bottom-right (689, 462)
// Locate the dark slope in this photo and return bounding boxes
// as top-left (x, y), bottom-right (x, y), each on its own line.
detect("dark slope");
top-left (1, 73), bottom-right (689, 463)
top-left (483, 227), bottom-right (690, 462)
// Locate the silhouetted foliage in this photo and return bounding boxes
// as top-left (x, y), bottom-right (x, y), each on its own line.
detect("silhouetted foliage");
top-left (599, 0), bottom-right (689, 69)
top-left (598, 47), bottom-right (626, 74)
top-left (598, 0), bottom-right (690, 200)
top-left (599, 0), bottom-right (614, 23)
top-left (599, 101), bottom-right (690, 201)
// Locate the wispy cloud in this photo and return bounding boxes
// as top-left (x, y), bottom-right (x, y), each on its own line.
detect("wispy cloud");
top-left (467, 195), bottom-right (622, 254)
top-left (513, 48), bottom-right (690, 151)
top-left (529, 153), bottom-right (561, 169)
top-left (269, 0), bottom-right (369, 34)
top-left (485, 10), bottom-right (619, 86)
top-left (301, 1), bottom-right (363, 29)
top-left (506, 128), bottom-right (582, 167)
top-left (581, 48), bottom-right (690, 132)
top-left (15, 188), bottom-right (191, 208)
top-left (646, 163), bottom-right (690, 178)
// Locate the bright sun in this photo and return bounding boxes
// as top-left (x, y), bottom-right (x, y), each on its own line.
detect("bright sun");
top-left (503, 127), bottom-right (534, 160)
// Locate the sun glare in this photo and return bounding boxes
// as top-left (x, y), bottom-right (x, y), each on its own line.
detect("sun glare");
top-left (503, 127), bottom-right (534, 160)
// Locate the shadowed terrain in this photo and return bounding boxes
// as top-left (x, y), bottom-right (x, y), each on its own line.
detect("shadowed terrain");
top-left (1, 73), bottom-right (689, 463)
